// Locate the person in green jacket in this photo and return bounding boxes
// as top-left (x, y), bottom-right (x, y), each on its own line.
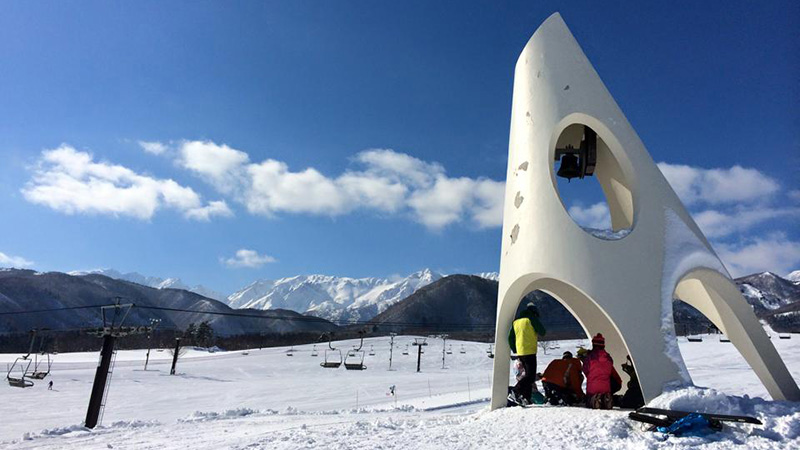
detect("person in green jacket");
top-left (508, 302), bottom-right (546, 405)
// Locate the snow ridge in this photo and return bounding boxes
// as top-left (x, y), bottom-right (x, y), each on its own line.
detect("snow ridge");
top-left (69, 268), bottom-right (226, 301)
top-left (226, 269), bottom-right (444, 322)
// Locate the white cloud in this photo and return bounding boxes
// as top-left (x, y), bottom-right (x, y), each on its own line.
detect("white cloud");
top-left (176, 142), bottom-right (505, 229)
top-left (0, 251), bottom-right (34, 268)
top-left (22, 144), bottom-right (231, 221)
top-left (789, 190), bottom-right (800, 202)
top-left (715, 234), bottom-right (800, 278)
top-left (568, 202), bottom-right (611, 229)
top-left (657, 163), bottom-right (779, 206)
top-left (221, 249), bottom-right (276, 268)
top-left (184, 200), bottom-right (234, 221)
top-left (245, 160), bottom-right (349, 216)
top-left (138, 141), bottom-right (168, 155)
top-left (178, 140), bottom-right (250, 194)
top-left (693, 206), bottom-right (800, 239)
top-left (354, 148), bottom-right (443, 187)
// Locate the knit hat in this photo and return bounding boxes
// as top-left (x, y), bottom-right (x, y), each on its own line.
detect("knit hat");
top-left (591, 333), bottom-right (605, 348)
top-left (562, 351), bottom-right (573, 359)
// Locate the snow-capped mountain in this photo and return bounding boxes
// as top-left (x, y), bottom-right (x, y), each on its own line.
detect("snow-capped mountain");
top-left (787, 270), bottom-right (800, 284)
top-left (735, 272), bottom-right (800, 312)
top-left (474, 272), bottom-right (499, 281)
top-left (68, 269), bottom-right (226, 301)
top-left (227, 269), bottom-right (443, 322)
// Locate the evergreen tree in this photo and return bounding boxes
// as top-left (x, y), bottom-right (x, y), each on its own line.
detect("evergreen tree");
top-left (185, 323), bottom-right (197, 345)
top-left (196, 321), bottom-right (214, 348)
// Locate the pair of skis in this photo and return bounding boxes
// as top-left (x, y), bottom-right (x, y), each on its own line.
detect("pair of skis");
top-left (629, 407), bottom-right (761, 432)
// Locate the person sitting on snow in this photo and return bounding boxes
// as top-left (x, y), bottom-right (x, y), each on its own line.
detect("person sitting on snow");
top-left (507, 302), bottom-right (546, 406)
top-left (582, 333), bottom-right (622, 409)
top-left (541, 351), bottom-right (584, 406)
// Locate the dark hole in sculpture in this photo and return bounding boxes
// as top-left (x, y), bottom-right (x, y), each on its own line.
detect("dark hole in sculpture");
top-left (555, 125), bottom-right (596, 182)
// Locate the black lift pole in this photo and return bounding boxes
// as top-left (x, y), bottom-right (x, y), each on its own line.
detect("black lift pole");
top-left (170, 337), bottom-right (181, 375)
top-left (85, 334), bottom-right (116, 428)
top-left (83, 301), bottom-right (147, 429)
top-left (412, 338), bottom-right (427, 373)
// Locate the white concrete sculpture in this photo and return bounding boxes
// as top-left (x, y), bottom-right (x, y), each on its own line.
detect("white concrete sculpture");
top-left (491, 13), bottom-right (800, 409)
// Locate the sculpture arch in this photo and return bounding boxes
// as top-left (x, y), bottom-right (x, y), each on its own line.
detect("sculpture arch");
top-left (491, 13), bottom-right (800, 409)
top-left (499, 275), bottom-right (633, 394)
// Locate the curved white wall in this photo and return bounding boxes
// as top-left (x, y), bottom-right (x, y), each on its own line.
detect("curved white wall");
top-left (491, 13), bottom-right (800, 409)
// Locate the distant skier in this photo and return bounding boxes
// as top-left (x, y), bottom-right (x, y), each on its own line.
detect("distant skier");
top-left (48, 380), bottom-right (53, 390)
top-left (582, 333), bottom-right (622, 409)
top-left (507, 302), bottom-right (546, 406)
top-left (541, 351), bottom-right (584, 406)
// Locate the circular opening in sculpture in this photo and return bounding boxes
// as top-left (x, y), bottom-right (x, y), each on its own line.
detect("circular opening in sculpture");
top-left (552, 122), bottom-right (634, 240)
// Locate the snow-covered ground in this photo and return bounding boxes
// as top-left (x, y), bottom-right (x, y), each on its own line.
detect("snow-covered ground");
top-left (2, 335), bottom-right (799, 449)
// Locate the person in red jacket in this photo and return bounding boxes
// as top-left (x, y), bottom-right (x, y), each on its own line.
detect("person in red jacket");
top-left (582, 333), bottom-right (622, 409)
top-left (541, 351), bottom-right (584, 405)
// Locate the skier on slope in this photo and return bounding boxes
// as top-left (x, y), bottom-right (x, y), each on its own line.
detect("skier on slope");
top-left (507, 302), bottom-right (546, 406)
top-left (541, 351), bottom-right (584, 406)
top-left (582, 333), bottom-right (622, 409)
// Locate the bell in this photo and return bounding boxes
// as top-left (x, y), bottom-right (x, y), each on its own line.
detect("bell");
top-left (557, 153), bottom-right (581, 181)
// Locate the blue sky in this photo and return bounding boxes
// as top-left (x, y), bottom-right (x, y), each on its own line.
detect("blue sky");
top-left (1, 1), bottom-right (798, 294)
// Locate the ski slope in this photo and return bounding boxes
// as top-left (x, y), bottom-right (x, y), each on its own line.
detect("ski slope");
top-left (2, 335), bottom-right (799, 449)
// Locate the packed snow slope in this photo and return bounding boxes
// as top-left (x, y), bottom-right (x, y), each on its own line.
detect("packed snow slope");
top-left (2, 334), bottom-right (799, 449)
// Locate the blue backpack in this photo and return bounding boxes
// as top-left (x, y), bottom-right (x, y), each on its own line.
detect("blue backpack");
top-left (657, 413), bottom-right (715, 436)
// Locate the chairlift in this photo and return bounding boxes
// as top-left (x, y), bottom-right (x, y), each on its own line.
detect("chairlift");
top-left (311, 345), bottom-right (319, 357)
top-left (368, 345), bottom-right (375, 356)
top-left (459, 344), bottom-right (466, 354)
top-left (29, 352), bottom-right (52, 379)
top-left (402, 344), bottom-right (409, 356)
top-left (687, 336), bottom-right (702, 343)
top-left (446, 345), bottom-right (453, 355)
top-left (487, 344), bottom-right (494, 359)
top-left (779, 334), bottom-right (791, 340)
top-left (286, 346), bottom-right (295, 356)
top-left (344, 331), bottom-right (367, 370)
top-left (7, 358), bottom-right (34, 388)
top-left (320, 333), bottom-right (342, 368)
top-left (7, 329), bottom-right (39, 388)
top-left (720, 336), bottom-right (731, 343)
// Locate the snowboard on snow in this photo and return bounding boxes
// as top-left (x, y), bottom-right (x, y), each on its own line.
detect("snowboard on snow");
top-left (629, 407), bottom-right (762, 433)
top-left (635, 407), bottom-right (762, 425)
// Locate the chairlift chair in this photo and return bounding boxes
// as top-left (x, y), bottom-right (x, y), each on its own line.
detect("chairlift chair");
top-left (402, 344), bottom-right (409, 356)
top-left (720, 336), bottom-right (731, 343)
top-left (779, 334), bottom-right (791, 340)
top-left (459, 344), bottom-right (466, 354)
top-left (311, 345), bottom-right (319, 357)
top-left (446, 345), bottom-right (453, 355)
top-left (320, 334), bottom-right (342, 368)
top-left (286, 346), bottom-right (295, 356)
top-left (687, 336), bottom-right (703, 343)
top-left (7, 358), bottom-right (34, 388)
top-left (368, 345), bottom-right (375, 356)
top-left (29, 352), bottom-right (52, 380)
top-left (344, 349), bottom-right (367, 370)
top-left (344, 331), bottom-right (367, 370)
top-left (487, 344), bottom-right (494, 359)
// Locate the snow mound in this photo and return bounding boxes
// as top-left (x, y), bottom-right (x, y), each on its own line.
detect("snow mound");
top-left (179, 408), bottom-right (272, 422)
top-left (650, 386), bottom-right (800, 442)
